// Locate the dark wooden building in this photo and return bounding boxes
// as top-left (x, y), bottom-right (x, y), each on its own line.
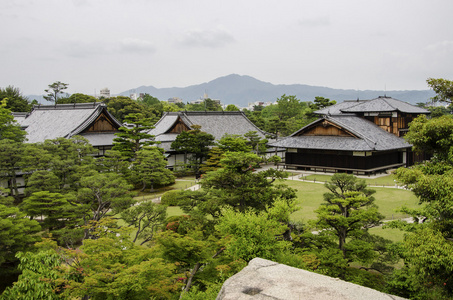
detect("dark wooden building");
top-left (268, 96), bottom-right (430, 175)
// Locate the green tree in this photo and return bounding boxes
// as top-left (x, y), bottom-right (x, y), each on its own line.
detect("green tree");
top-left (225, 104), bottom-right (240, 111)
top-left (427, 77), bottom-right (453, 103)
top-left (75, 172), bottom-right (134, 238)
top-left (53, 220), bottom-right (183, 300)
top-left (200, 146), bottom-right (225, 173)
top-left (264, 116), bottom-right (286, 138)
top-left (20, 191), bottom-right (80, 233)
top-left (112, 113), bottom-right (156, 159)
top-left (24, 170), bottom-right (60, 196)
top-left (171, 125), bottom-right (215, 175)
top-left (1, 240), bottom-right (63, 300)
top-left (162, 102), bottom-right (182, 112)
top-left (0, 99), bottom-right (27, 142)
top-left (139, 93), bottom-right (160, 106)
top-left (403, 114), bottom-right (453, 162)
top-left (43, 81), bottom-right (69, 104)
top-left (121, 201), bottom-right (167, 245)
top-left (216, 206), bottom-right (292, 262)
top-left (217, 134), bottom-right (251, 153)
top-left (97, 149), bottom-right (131, 175)
top-left (104, 96), bottom-right (159, 123)
top-left (244, 130), bottom-right (267, 155)
top-left (130, 147), bottom-right (175, 192)
top-left (312, 174), bottom-right (384, 261)
top-left (57, 93), bottom-right (97, 104)
top-left (0, 140), bottom-right (24, 201)
top-left (0, 86), bottom-right (31, 112)
top-left (155, 230), bottom-right (219, 294)
top-left (200, 152), bottom-right (296, 212)
top-left (309, 96), bottom-right (337, 110)
top-left (41, 136), bottom-right (97, 191)
top-left (427, 105), bottom-right (453, 118)
top-left (274, 94), bottom-right (303, 121)
top-left (0, 204), bottom-right (41, 267)
top-left (387, 94), bottom-right (453, 298)
top-left (243, 109), bottom-right (265, 130)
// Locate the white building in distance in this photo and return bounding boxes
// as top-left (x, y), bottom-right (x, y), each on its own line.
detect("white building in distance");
top-left (99, 88), bottom-right (110, 98)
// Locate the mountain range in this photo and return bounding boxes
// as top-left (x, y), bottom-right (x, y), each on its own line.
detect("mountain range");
top-left (28, 74), bottom-right (435, 106)
top-left (120, 74), bottom-right (435, 106)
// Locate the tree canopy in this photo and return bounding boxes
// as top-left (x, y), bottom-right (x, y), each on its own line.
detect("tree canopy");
top-left (43, 81), bottom-right (69, 104)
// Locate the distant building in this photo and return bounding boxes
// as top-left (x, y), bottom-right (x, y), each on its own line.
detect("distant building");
top-left (190, 92), bottom-right (222, 106)
top-left (168, 97), bottom-right (183, 104)
top-left (190, 99), bottom-right (204, 105)
top-left (99, 88), bottom-right (110, 98)
top-left (130, 93), bottom-right (137, 100)
top-left (247, 101), bottom-right (273, 111)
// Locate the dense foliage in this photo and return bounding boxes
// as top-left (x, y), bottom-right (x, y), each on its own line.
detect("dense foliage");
top-left (3, 81), bottom-right (452, 299)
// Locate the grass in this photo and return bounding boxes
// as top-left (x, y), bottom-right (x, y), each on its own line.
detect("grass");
top-left (300, 174), bottom-right (400, 187)
top-left (126, 174), bottom-right (418, 245)
top-left (285, 180), bottom-right (419, 222)
top-left (369, 226), bottom-right (407, 243)
top-left (133, 177), bottom-right (197, 203)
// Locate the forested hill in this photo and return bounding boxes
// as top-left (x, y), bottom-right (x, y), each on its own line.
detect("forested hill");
top-left (121, 74), bottom-right (435, 106)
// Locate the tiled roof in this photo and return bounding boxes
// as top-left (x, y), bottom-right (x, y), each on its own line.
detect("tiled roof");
top-left (341, 96), bottom-right (430, 114)
top-left (316, 96), bottom-right (430, 115)
top-left (16, 103), bottom-right (122, 144)
top-left (81, 132), bottom-right (117, 147)
top-left (314, 100), bottom-right (366, 115)
top-left (269, 115), bottom-right (410, 151)
top-left (149, 111), bottom-right (269, 148)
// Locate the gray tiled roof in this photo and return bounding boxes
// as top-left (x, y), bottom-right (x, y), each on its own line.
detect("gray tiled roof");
top-left (16, 103), bottom-right (122, 144)
top-left (149, 111), bottom-right (269, 148)
top-left (269, 115), bottom-right (411, 151)
top-left (314, 100), bottom-right (366, 115)
top-left (315, 96), bottom-right (430, 115)
top-left (81, 132), bottom-right (117, 147)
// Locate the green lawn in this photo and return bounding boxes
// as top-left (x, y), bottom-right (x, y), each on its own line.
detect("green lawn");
top-left (369, 226), bottom-right (407, 243)
top-left (300, 174), bottom-right (400, 187)
top-left (167, 206), bottom-right (184, 216)
top-left (285, 180), bottom-right (419, 222)
top-left (133, 178), bottom-right (197, 203)
top-left (128, 176), bottom-right (419, 245)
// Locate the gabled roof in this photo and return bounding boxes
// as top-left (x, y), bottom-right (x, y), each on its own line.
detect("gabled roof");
top-left (16, 102), bottom-right (122, 144)
top-left (314, 100), bottom-right (366, 115)
top-left (315, 96), bottom-right (430, 115)
top-left (149, 111), bottom-right (269, 147)
top-left (268, 115), bottom-right (411, 152)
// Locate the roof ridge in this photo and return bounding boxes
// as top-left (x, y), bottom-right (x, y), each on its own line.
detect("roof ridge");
top-left (32, 102), bottom-right (103, 111)
top-left (327, 116), bottom-right (378, 148)
top-left (380, 97), bottom-right (398, 111)
top-left (68, 104), bottom-right (103, 137)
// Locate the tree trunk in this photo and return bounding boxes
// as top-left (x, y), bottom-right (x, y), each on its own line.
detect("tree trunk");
top-left (339, 230), bottom-right (347, 259)
top-left (181, 262), bottom-right (201, 297)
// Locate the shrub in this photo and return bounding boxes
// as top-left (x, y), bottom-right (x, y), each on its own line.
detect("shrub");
top-left (161, 190), bottom-right (184, 206)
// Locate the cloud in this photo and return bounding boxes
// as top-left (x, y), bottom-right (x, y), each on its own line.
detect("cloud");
top-left (60, 41), bottom-right (111, 58)
top-left (178, 27), bottom-right (235, 48)
top-left (59, 38), bottom-right (156, 58)
top-left (424, 40), bottom-right (453, 55)
top-left (119, 38), bottom-right (156, 54)
top-left (298, 16), bottom-right (330, 28)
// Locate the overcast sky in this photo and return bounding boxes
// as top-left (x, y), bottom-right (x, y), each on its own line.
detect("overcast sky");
top-left (2, 0), bottom-right (453, 96)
